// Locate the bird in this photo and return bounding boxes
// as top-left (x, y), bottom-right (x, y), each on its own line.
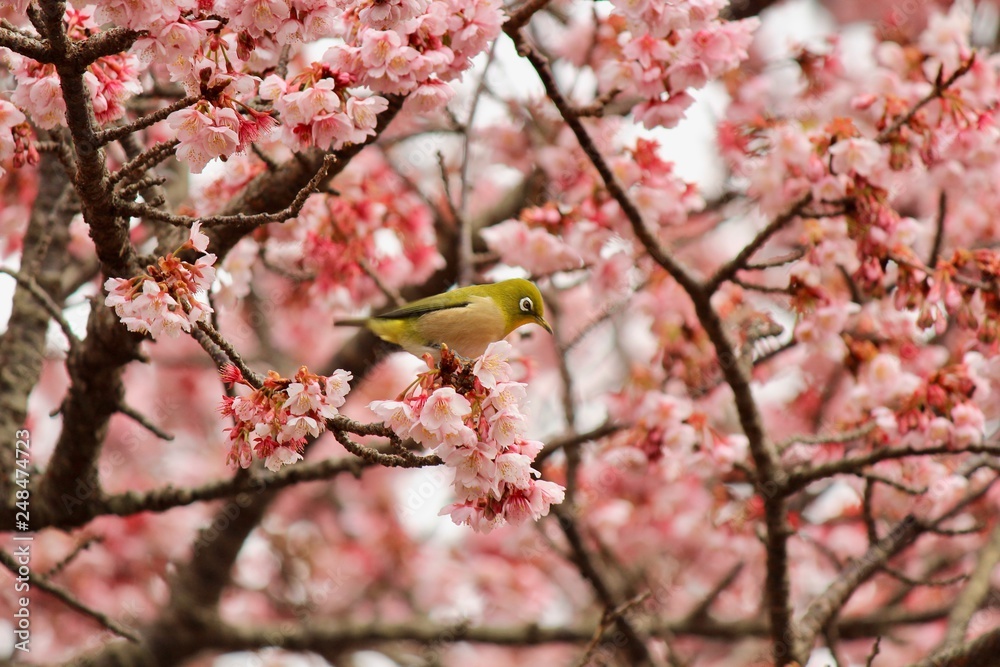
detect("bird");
top-left (335, 278), bottom-right (553, 359)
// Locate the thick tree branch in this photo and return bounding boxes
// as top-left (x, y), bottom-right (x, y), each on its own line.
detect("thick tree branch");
top-left (70, 26), bottom-right (142, 67)
top-left (35, 307), bottom-right (143, 527)
top-left (0, 154), bottom-right (73, 510)
top-left (912, 626), bottom-right (1000, 667)
top-left (0, 25), bottom-right (50, 61)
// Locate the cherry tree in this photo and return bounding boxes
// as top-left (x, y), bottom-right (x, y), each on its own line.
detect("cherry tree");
top-left (3, 0), bottom-right (1000, 665)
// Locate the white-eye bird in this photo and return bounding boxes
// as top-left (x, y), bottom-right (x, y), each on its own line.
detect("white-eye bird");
top-left (335, 278), bottom-right (553, 358)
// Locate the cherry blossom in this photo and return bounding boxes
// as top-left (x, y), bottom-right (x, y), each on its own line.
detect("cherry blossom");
top-left (373, 345), bottom-right (565, 532)
top-left (103, 223), bottom-right (217, 338)
top-left (0, 101), bottom-right (27, 177)
top-left (220, 365), bottom-right (352, 470)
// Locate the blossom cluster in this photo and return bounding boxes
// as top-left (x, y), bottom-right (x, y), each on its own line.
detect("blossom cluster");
top-left (167, 101), bottom-right (279, 174)
top-left (607, 387), bottom-right (749, 479)
top-left (259, 65), bottom-right (387, 152)
top-left (3, 0), bottom-right (504, 176)
top-left (326, 0), bottom-right (504, 97)
top-left (252, 151), bottom-right (442, 310)
top-left (7, 8), bottom-right (142, 129)
top-left (562, 0), bottom-right (758, 129)
top-left (853, 357), bottom-right (985, 450)
top-left (370, 342), bottom-right (565, 532)
top-left (483, 136), bottom-right (701, 301)
top-left (104, 223), bottom-right (216, 339)
top-left (219, 364), bottom-right (353, 471)
top-left (0, 100), bottom-right (34, 178)
top-left (711, 3), bottom-right (1000, 355)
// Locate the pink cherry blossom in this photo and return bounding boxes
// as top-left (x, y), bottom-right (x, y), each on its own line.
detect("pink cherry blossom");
top-left (0, 100), bottom-right (27, 177)
top-left (828, 137), bottom-right (885, 179)
top-left (420, 387), bottom-right (472, 431)
top-left (473, 340), bottom-right (513, 389)
top-left (220, 365), bottom-right (352, 470)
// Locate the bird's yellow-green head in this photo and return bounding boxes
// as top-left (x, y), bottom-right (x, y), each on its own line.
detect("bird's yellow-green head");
top-left (491, 278), bottom-right (553, 337)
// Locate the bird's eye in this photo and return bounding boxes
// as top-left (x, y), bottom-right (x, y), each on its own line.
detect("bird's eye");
top-left (519, 296), bottom-right (533, 313)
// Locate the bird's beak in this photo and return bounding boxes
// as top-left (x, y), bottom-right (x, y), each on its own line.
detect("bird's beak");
top-left (537, 316), bottom-right (553, 334)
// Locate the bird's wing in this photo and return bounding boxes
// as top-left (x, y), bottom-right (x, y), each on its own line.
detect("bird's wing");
top-left (374, 295), bottom-right (473, 320)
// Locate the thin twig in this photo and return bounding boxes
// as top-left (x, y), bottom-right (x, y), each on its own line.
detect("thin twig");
top-left (865, 637), bottom-right (881, 667)
top-left (707, 193), bottom-right (813, 292)
top-left (881, 566), bottom-right (967, 588)
top-left (0, 550), bottom-right (140, 642)
top-left (732, 276), bottom-right (793, 294)
top-left (786, 443), bottom-right (1000, 495)
top-left (194, 320), bottom-right (264, 387)
top-left (685, 562), bottom-right (745, 621)
top-left (117, 401), bottom-right (175, 441)
top-left (0, 267), bottom-right (79, 348)
top-left (108, 139), bottom-right (180, 187)
top-left (536, 422), bottom-right (623, 464)
top-left (43, 536), bottom-right (103, 579)
top-left (862, 473), bottom-right (926, 496)
top-left (875, 56), bottom-right (976, 143)
top-left (564, 287), bottom-right (639, 351)
top-left (929, 191), bottom-right (947, 269)
top-left (96, 95), bottom-right (200, 146)
top-left (574, 591), bottom-right (653, 667)
top-left (778, 423), bottom-right (876, 454)
top-left (745, 248), bottom-right (807, 270)
top-left (114, 154), bottom-right (338, 229)
top-left (359, 258), bottom-right (405, 307)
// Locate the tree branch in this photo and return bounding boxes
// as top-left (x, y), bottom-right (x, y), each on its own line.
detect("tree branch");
top-left (0, 24), bottom-right (50, 61)
top-left (793, 515), bottom-right (922, 658)
top-left (506, 30), bottom-right (795, 663)
top-left (0, 550), bottom-right (139, 641)
top-left (96, 94), bottom-right (200, 146)
top-left (940, 521), bottom-right (1000, 649)
top-left (0, 267), bottom-right (79, 349)
top-left (555, 509), bottom-right (662, 666)
top-left (786, 443), bottom-right (1000, 495)
top-left (706, 193), bottom-right (812, 293)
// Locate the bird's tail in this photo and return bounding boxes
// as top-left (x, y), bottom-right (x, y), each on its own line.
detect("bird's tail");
top-left (333, 318), bottom-right (368, 327)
